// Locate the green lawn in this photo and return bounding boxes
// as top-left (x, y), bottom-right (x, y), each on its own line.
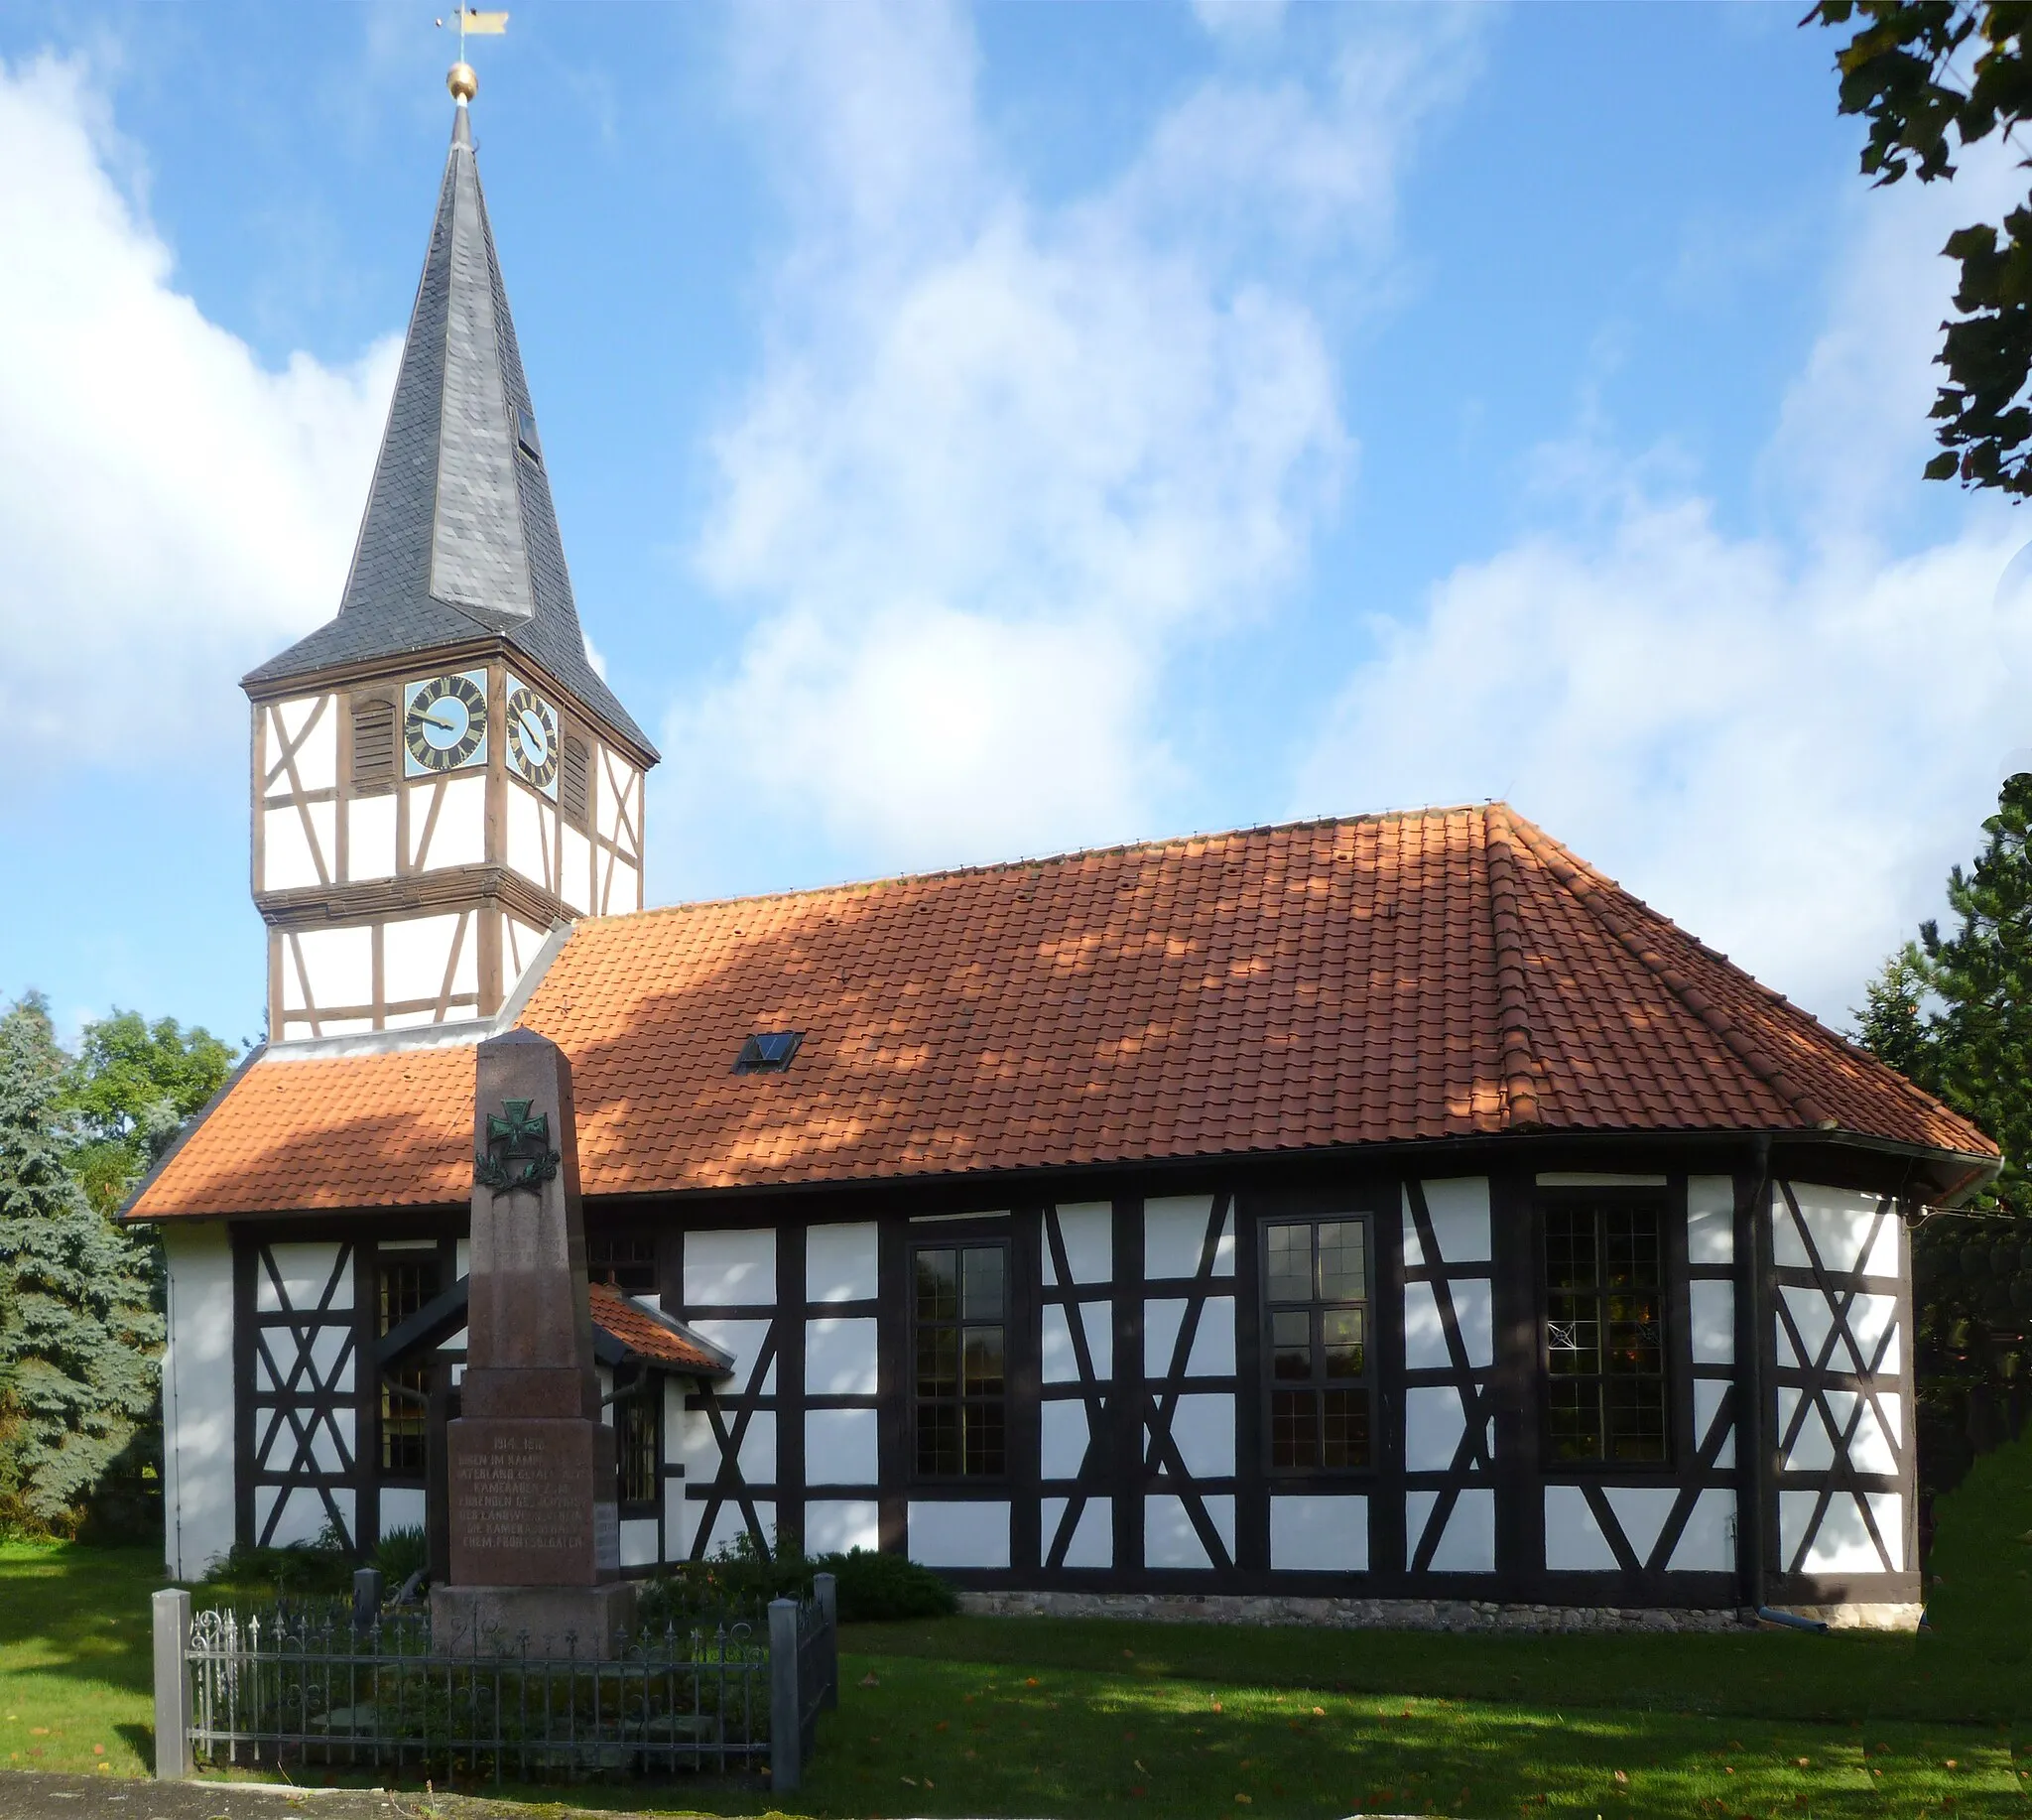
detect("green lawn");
top-left (8, 1439), bottom-right (2032, 1814)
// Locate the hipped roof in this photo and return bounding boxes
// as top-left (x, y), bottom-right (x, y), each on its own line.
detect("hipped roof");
top-left (128, 806), bottom-right (1995, 1222)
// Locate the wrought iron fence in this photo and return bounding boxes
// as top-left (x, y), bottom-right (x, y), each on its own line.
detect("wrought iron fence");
top-left (169, 1587), bottom-right (833, 1785)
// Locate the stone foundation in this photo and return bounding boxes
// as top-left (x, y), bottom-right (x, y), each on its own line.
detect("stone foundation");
top-left (432, 1581), bottom-right (640, 1655)
top-left (958, 1590), bottom-right (1924, 1633)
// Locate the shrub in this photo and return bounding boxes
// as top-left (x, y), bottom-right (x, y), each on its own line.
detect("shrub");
top-left (199, 1534), bottom-right (352, 1598)
top-left (819, 1545), bottom-right (956, 1622)
top-left (374, 1523), bottom-right (429, 1586)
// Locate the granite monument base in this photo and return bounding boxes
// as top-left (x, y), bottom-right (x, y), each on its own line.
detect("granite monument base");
top-left (431, 1580), bottom-right (641, 1657)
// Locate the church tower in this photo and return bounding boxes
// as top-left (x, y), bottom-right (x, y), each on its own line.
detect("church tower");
top-left (243, 67), bottom-right (656, 1042)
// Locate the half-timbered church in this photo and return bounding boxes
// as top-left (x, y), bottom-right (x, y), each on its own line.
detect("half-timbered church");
top-left (128, 77), bottom-right (1999, 1631)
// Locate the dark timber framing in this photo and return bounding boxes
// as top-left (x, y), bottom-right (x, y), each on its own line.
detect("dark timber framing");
top-left (206, 1133), bottom-right (1936, 1612)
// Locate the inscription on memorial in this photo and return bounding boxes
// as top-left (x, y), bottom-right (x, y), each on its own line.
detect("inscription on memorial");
top-left (454, 1433), bottom-right (590, 1557)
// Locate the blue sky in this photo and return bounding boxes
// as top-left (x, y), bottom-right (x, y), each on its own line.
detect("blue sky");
top-left (2, 0), bottom-right (2027, 1053)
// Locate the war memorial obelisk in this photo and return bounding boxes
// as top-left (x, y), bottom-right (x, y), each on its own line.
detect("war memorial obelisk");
top-left (433, 1028), bottom-right (638, 1651)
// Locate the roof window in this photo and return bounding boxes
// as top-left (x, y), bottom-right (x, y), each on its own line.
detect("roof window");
top-left (516, 408), bottom-right (542, 464)
top-left (733, 1031), bottom-right (803, 1075)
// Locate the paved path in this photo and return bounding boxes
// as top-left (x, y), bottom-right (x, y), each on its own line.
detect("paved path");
top-left (0, 1771), bottom-right (720, 1820)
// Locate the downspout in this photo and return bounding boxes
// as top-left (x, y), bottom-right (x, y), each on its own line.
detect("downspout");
top-left (1740, 1134), bottom-right (1772, 1616)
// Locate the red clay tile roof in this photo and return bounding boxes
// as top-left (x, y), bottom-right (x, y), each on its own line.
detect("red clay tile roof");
top-left (588, 1282), bottom-right (730, 1375)
top-left (128, 806), bottom-right (1995, 1221)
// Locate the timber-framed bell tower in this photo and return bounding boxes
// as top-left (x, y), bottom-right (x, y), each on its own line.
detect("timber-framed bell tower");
top-left (242, 65), bottom-right (657, 1042)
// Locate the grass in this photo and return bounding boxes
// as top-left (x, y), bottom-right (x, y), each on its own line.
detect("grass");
top-left (8, 1436), bottom-right (2032, 1813)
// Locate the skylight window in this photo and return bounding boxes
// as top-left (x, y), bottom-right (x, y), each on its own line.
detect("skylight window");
top-left (734, 1031), bottom-right (803, 1075)
top-left (516, 408), bottom-right (542, 464)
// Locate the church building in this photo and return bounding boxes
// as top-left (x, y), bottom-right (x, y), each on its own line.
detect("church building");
top-left (126, 76), bottom-right (1997, 1631)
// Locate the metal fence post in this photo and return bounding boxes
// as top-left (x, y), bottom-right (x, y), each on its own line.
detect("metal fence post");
top-left (814, 1572), bottom-right (839, 1711)
top-left (152, 1589), bottom-right (192, 1780)
top-left (768, 1597), bottom-right (801, 1794)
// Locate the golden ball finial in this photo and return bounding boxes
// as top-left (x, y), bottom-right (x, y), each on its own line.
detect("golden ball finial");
top-left (447, 61), bottom-right (478, 102)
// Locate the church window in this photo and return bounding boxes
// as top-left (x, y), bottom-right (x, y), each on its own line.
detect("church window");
top-left (351, 696), bottom-right (397, 792)
top-left (1544, 1202), bottom-right (1669, 1464)
top-left (913, 1242), bottom-right (1007, 1478)
top-left (1262, 1217), bottom-right (1372, 1473)
top-left (516, 407), bottom-right (542, 464)
top-left (589, 1232), bottom-right (657, 1294)
top-left (734, 1031), bottom-right (803, 1074)
top-left (378, 1253), bottom-right (440, 1479)
top-left (617, 1381), bottom-right (659, 1509)
top-left (561, 734), bottom-right (591, 827)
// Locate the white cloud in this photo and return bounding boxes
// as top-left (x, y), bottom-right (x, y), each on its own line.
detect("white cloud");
top-left (664, 0), bottom-right (1471, 877)
top-left (1297, 150), bottom-right (2031, 1025)
top-left (0, 54), bottom-right (393, 777)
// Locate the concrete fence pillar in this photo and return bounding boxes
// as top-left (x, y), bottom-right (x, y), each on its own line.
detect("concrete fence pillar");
top-left (768, 1596), bottom-right (801, 1793)
top-left (151, 1589), bottom-right (192, 1781)
top-left (352, 1567), bottom-right (384, 1631)
top-left (814, 1572), bottom-right (839, 1711)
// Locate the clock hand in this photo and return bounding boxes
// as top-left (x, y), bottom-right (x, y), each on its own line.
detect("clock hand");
top-left (421, 708), bottom-right (461, 731)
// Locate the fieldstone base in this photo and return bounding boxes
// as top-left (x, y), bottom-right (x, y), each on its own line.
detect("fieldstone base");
top-left (959, 1591), bottom-right (1752, 1633)
top-left (1765, 1602), bottom-right (1923, 1632)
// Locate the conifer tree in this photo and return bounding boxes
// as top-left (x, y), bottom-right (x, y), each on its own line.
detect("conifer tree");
top-left (0, 996), bottom-right (163, 1531)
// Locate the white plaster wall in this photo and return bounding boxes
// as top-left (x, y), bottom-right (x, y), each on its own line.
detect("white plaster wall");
top-left (1543, 1486), bottom-right (1615, 1571)
top-left (1143, 1297), bottom-right (1233, 1377)
top-left (1689, 1281), bottom-right (1734, 1364)
top-left (619, 1518), bottom-right (660, 1570)
top-left (1851, 1393), bottom-right (1902, 1475)
top-left (1783, 1490), bottom-right (1903, 1574)
top-left (806, 1318), bottom-right (878, 1394)
top-left (263, 802), bottom-right (332, 892)
top-left (257, 1241), bottom-right (351, 1313)
top-left (385, 913), bottom-right (474, 1006)
top-left (1047, 1204), bottom-right (1112, 1284)
top-left (1402, 1281), bottom-right (1451, 1371)
top-left (694, 1500), bottom-right (775, 1561)
top-left (274, 696), bottom-right (337, 790)
top-left (1166, 1393), bottom-right (1235, 1479)
top-left (1667, 1489), bottom-right (1736, 1572)
top-left (505, 916), bottom-right (546, 986)
top-left (1270, 1495), bottom-right (1368, 1572)
top-left (805, 1499), bottom-right (880, 1554)
top-left (412, 773), bottom-right (487, 870)
top-left (685, 1231), bottom-right (777, 1306)
top-left (507, 784), bottom-right (548, 890)
top-left (805, 1408), bottom-right (878, 1486)
top-left (689, 1320), bottom-right (775, 1392)
top-left (343, 794), bottom-right (394, 883)
top-left (1408, 1179), bottom-right (1491, 1263)
top-left (1404, 1385), bottom-right (1466, 1472)
top-left (1144, 1197), bottom-right (1231, 1280)
top-left (909, 1501), bottom-right (1011, 1568)
top-left (1145, 1494), bottom-right (1234, 1569)
top-left (807, 1224), bottom-right (879, 1302)
top-left (735, 1411), bottom-right (776, 1486)
top-left (1409, 1488), bottom-right (1494, 1572)
top-left (380, 1487), bottom-right (428, 1537)
top-left (1848, 1294), bottom-right (1901, 1371)
top-left (1041, 1497), bottom-right (1112, 1568)
top-left (1693, 1379), bottom-right (1734, 1464)
top-left (1601, 1487), bottom-right (1678, 1566)
top-left (258, 1485), bottom-right (351, 1550)
top-left (1043, 1302), bottom-right (1112, 1383)
top-left (562, 825), bottom-right (591, 912)
top-left (1777, 1184), bottom-right (1900, 1278)
top-left (603, 853), bottom-right (640, 915)
top-left (292, 927), bottom-right (372, 1015)
top-left (1687, 1178), bottom-right (1735, 1262)
top-left (1041, 1398), bottom-right (1098, 1480)
top-left (164, 1224), bottom-right (236, 1580)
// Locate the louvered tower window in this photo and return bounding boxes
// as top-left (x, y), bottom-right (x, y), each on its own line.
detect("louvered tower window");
top-left (351, 697), bottom-right (397, 792)
top-left (561, 734), bottom-right (591, 828)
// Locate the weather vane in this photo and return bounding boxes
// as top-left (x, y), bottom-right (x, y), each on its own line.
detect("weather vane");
top-left (436, 5), bottom-right (508, 102)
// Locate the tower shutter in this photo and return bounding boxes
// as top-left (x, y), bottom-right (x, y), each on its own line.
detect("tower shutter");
top-left (351, 697), bottom-right (396, 792)
top-left (561, 734), bottom-right (591, 828)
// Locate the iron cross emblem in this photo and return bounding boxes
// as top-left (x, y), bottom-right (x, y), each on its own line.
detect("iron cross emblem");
top-left (473, 1098), bottom-right (562, 1194)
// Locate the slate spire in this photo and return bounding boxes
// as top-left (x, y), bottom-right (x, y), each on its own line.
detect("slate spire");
top-left (245, 89), bottom-right (653, 755)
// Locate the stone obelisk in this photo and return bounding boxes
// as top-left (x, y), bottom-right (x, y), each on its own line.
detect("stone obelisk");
top-left (432, 1028), bottom-right (637, 1652)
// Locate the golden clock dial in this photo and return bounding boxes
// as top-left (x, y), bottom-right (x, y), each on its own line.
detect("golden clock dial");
top-left (505, 680), bottom-right (560, 797)
top-left (403, 671), bottom-right (489, 775)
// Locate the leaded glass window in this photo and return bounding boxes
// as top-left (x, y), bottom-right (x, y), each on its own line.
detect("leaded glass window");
top-left (378, 1253), bottom-right (439, 1478)
top-left (617, 1384), bottom-right (659, 1509)
top-left (589, 1232), bottom-right (657, 1294)
top-left (1263, 1217), bottom-right (1372, 1472)
top-left (913, 1243), bottom-right (1007, 1478)
top-left (1544, 1203), bottom-right (1669, 1464)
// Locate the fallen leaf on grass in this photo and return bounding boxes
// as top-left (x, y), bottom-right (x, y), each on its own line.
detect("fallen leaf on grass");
top-left (1233, 1794), bottom-right (1251, 1805)
top-left (1129, 1787), bottom-right (1146, 1798)
top-left (91, 1746), bottom-right (104, 1756)
top-left (1135, 1759), bottom-right (1147, 1772)
top-left (1025, 1676), bottom-right (1040, 1686)
top-left (935, 1721), bottom-right (949, 1732)
top-left (902, 1776), bottom-right (917, 1787)
top-left (1312, 1706), bottom-right (1326, 1717)
top-left (30, 1729), bottom-right (48, 1737)
top-left (1796, 1757), bottom-right (1810, 1767)
top-left (1614, 1770), bottom-right (1628, 1785)
top-left (860, 1672), bottom-right (880, 1687)
top-left (1123, 1648), bottom-right (1135, 1658)
top-left (1210, 1701), bottom-right (1223, 1714)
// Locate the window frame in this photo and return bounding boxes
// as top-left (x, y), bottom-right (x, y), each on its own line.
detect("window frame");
top-left (376, 1252), bottom-right (441, 1482)
top-left (587, 1231), bottom-right (657, 1295)
top-left (1257, 1212), bottom-right (1376, 1480)
top-left (1536, 1191), bottom-right (1676, 1474)
top-left (614, 1372), bottom-right (661, 1516)
top-left (908, 1236), bottom-right (1012, 1484)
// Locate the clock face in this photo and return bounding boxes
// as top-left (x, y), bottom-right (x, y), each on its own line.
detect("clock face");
top-left (505, 677), bottom-right (560, 797)
top-left (403, 670), bottom-right (489, 775)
